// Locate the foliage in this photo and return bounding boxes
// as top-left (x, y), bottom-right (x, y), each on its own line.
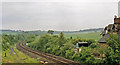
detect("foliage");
top-left (86, 39), bottom-right (95, 45)
top-left (28, 32), bottom-right (120, 64)
top-left (104, 47), bottom-right (119, 65)
top-left (2, 34), bottom-right (17, 51)
top-left (2, 33), bottom-right (28, 51)
top-left (72, 47), bottom-right (96, 64)
top-left (72, 38), bottom-right (84, 45)
top-left (58, 32), bottom-right (66, 47)
top-left (26, 34), bottom-right (36, 43)
top-left (105, 34), bottom-right (120, 65)
top-left (28, 32), bottom-right (99, 64)
top-left (47, 30), bottom-right (54, 35)
top-left (89, 43), bottom-right (98, 48)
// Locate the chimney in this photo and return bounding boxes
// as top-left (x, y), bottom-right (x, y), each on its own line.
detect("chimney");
top-left (114, 15), bottom-right (120, 24)
top-left (114, 15), bottom-right (117, 18)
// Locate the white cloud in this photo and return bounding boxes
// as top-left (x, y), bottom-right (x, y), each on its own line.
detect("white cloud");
top-left (0, 2), bottom-right (2, 29)
top-left (2, 2), bottom-right (118, 31)
top-left (2, 0), bottom-right (119, 2)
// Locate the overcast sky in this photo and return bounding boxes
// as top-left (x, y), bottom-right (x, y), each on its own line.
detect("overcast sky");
top-left (1, 0), bottom-right (119, 31)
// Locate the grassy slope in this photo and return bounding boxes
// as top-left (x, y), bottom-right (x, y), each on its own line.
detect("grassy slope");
top-left (2, 46), bottom-right (40, 63)
top-left (64, 32), bottom-right (102, 41)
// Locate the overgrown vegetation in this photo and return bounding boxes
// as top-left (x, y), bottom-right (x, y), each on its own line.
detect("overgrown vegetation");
top-left (28, 32), bottom-right (120, 64)
top-left (28, 32), bottom-right (101, 64)
top-left (2, 31), bottom-right (120, 64)
top-left (105, 34), bottom-right (120, 65)
top-left (2, 34), bottom-right (25, 51)
top-left (2, 33), bottom-right (39, 63)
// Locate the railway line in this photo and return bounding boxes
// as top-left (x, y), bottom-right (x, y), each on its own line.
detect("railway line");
top-left (16, 42), bottom-right (80, 65)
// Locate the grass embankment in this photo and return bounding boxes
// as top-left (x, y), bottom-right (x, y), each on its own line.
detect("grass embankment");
top-left (2, 46), bottom-right (40, 63)
top-left (64, 32), bottom-right (102, 41)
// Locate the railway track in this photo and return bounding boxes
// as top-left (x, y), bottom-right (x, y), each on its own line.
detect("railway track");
top-left (16, 42), bottom-right (80, 65)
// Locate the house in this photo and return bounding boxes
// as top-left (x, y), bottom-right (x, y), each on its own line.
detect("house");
top-left (98, 34), bottom-right (109, 43)
top-left (76, 42), bottom-right (89, 48)
top-left (114, 15), bottom-right (120, 24)
top-left (98, 16), bottom-right (120, 43)
top-left (74, 42), bottom-right (89, 53)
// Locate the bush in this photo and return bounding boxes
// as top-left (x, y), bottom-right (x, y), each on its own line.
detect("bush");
top-left (86, 39), bottom-right (95, 45)
top-left (89, 43), bottom-right (98, 48)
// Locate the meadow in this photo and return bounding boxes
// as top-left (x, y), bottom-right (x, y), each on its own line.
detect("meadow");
top-left (64, 32), bottom-right (102, 41)
top-left (34, 32), bottom-right (102, 42)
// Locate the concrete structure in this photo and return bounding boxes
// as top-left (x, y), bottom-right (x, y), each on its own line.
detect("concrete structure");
top-left (76, 42), bottom-right (89, 47)
top-left (74, 42), bottom-right (89, 53)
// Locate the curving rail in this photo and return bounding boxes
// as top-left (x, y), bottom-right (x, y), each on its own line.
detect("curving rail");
top-left (16, 42), bottom-right (80, 65)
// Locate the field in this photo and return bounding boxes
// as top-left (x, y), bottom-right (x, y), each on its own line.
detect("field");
top-left (64, 32), bottom-right (102, 41)
top-left (35, 32), bottom-right (102, 42)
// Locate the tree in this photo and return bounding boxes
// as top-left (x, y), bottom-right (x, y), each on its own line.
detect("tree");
top-left (89, 43), bottom-right (98, 48)
top-left (58, 32), bottom-right (66, 47)
top-left (47, 30), bottom-right (54, 35)
top-left (2, 34), bottom-right (18, 51)
top-left (27, 34), bottom-right (35, 43)
top-left (104, 34), bottom-right (120, 65)
top-left (65, 49), bottom-right (74, 60)
top-left (60, 32), bottom-right (64, 39)
top-left (72, 38), bottom-right (83, 45)
top-left (86, 39), bottom-right (95, 45)
top-left (72, 47), bottom-right (95, 64)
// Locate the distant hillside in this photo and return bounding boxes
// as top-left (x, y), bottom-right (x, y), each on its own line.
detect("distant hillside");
top-left (0, 28), bottom-right (103, 35)
top-left (54, 28), bottom-right (103, 34)
top-left (79, 28), bottom-right (103, 33)
top-left (0, 29), bottom-right (20, 35)
top-left (24, 30), bottom-right (47, 35)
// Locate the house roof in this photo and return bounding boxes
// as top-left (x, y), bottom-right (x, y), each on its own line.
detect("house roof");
top-left (78, 42), bottom-right (88, 44)
top-left (118, 31), bottom-right (120, 37)
top-left (98, 34), bottom-right (109, 43)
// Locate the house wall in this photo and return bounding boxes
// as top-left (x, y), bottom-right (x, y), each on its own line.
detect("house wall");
top-left (78, 44), bottom-right (89, 47)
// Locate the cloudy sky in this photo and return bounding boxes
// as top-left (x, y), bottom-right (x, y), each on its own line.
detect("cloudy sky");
top-left (1, 0), bottom-right (119, 31)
